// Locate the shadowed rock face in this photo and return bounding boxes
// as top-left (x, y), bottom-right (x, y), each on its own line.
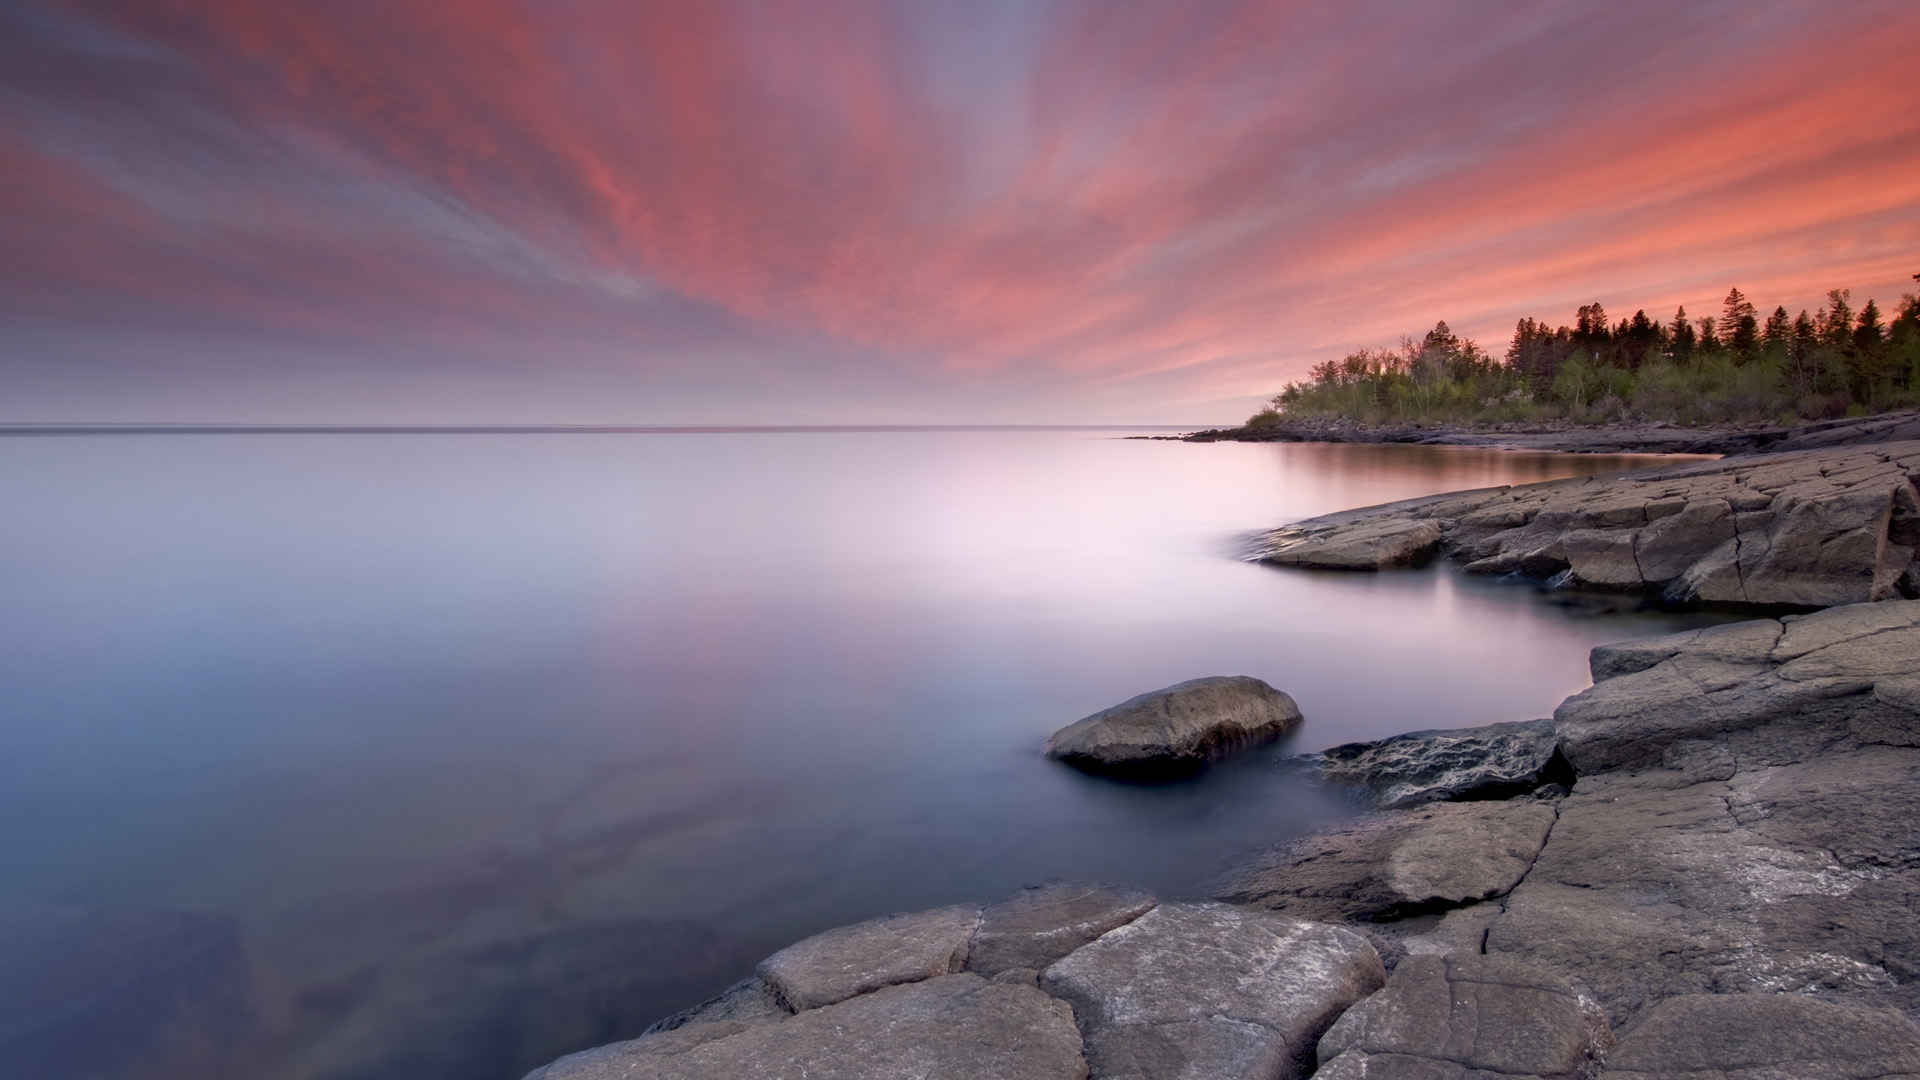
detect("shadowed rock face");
top-left (1306, 718), bottom-right (1567, 809)
top-left (1555, 599), bottom-right (1920, 774)
top-left (1254, 442), bottom-right (1920, 608)
top-left (1044, 676), bottom-right (1303, 776)
top-left (1216, 800), bottom-right (1558, 924)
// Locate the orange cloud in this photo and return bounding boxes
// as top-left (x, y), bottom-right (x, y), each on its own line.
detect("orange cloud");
top-left (11, 0), bottom-right (1920, 420)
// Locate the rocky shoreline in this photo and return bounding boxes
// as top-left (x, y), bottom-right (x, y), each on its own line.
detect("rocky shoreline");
top-left (523, 439), bottom-right (1920, 1079)
top-left (1256, 440), bottom-right (1920, 608)
top-left (1182, 407), bottom-right (1920, 456)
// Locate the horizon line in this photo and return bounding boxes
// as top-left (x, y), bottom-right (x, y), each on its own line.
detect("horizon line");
top-left (0, 422), bottom-right (1205, 437)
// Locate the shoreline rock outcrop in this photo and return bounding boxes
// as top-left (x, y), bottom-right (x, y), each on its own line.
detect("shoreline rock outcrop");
top-left (528, 600), bottom-right (1920, 1080)
top-left (1183, 407), bottom-right (1920, 456)
top-left (1254, 441), bottom-right (1920, 608)
top-left (526, 889), bottom-right (1384, 1080)
top-left (1044, 675), bottom-right (1302, 776)
top-left (1226, 600), bottom-right (1920, 1032)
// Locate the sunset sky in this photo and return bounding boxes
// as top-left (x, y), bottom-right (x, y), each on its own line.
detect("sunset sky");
top-left (5, 1), bottom-right (1919, 424)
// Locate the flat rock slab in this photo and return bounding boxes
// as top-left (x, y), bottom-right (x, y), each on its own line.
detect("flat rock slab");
top-left (967, 883), bottom-right (1156, 976)
top-left (1252, 441), bottom-right (1920, 609)
top-left (1316, 954), bottom-right (1610, 1080)
top-left (1601, 992), bottom-right (1920, 1079)
top-left (757, 904), bottom-right (978, 1011)
top-left (1045, 676), bottom-right (1302, 776)
top-left (1556, 600), bottom-right (1920, 774)
top-left (1217, 800), bottom-right (1558, 923)
top-left (1480, 747), bottom-right (1920, 1025)
top-left (1040, 902), bottom-right (1384, 1080)
top-left (526, 974), bottom-right (1088, 1080)
top-left (1309, 718), bottom-right (1565, 808)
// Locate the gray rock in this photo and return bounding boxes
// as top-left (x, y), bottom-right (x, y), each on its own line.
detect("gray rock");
top-left (756, 904), bottom-right (978, 1011)
top-left (1251, 441), bottom-right (1920, 608)
top-left (526, 974), bottom-right (1088, 1080)
top-left (1044, 676), bottom-right (1303, 775)
top-left (967, 883), bottom-right (1156, 975)
top-left (1255, 488), bottom-right (1508, 569)
top-left (1601, 993), bottom-right (1920, 1079)
top-left (1310, 718), bottom-right (1566, 808)
top-left (1216, 800), bottom-right (1557, 922)
top-left (1555, 600), bottom-right (1920, 774)
top-left (1315, 954), bottom-right (1610, 1080)
top-left (1480, 748), bottom-right (1920, 1025)
top-left (643, 976), bottom-right (786, 1035)
top-left (1040, 902), bottom-right (1384, 1080)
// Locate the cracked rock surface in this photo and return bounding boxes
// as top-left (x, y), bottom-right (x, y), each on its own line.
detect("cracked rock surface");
top-left (524, 892), bottom-right (1382, 1080)
top-left (1600, 992), bottom-right (1920, 1079)
top-left (527, 594), bottom-right (1920, 1079)
top-left (756, 903), bottom-right (979, 1011)
top-left (525, 975), bottom-right (1089, 1080)
top-left (1040, 902), bottom-right (1384, 1080)
top-left (1555, 599), bottom-right (1920, 773)
top-left (1216, 800), bottom-right (1558, 924)
top-left (1315, 954), bottom-right (1611, 1080)
top-left (1254, 441), bottom-right (1920, 608)
top-left (1224, 599), bottom-right (1920, 1041)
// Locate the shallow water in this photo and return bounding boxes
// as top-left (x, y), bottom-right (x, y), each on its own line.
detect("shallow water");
top-left (0, 430), bottom-right (1721, 1079)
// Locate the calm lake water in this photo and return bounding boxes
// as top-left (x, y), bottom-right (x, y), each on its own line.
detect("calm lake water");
top-left (0, 430), bottom-right (1720, 1079)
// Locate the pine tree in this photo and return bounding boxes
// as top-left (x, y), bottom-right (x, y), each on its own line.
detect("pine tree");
top-left (1763, 306), bottom-right (1791, 348)
top-left (1668, 306), bottom-right (1696, 361)
top-left (1696, 316), bottom-right (1720, 352)
top-left (1719, 288), bottom-right (1759, 359)
top-left (1849, 299), bottom-right (1888, 406)
top-left (1789, 310), bottom-right (1820, 395)
top-left (1819, 289), bottom-right (1854, 349)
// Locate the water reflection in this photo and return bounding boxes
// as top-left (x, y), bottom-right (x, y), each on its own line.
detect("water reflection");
top-left (0, 432), bottom-right (1718, 1079)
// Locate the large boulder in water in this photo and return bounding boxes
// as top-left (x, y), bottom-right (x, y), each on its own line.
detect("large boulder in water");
top-left (1044, 675), bottom-right (1303, 776)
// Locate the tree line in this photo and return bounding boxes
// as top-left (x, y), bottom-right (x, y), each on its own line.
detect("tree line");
top-left (1256, 273), bottom-right (1920, 428)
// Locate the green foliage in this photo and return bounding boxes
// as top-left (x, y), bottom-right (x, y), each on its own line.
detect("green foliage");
top-left (1256, 279), bottom-right (1920, 429)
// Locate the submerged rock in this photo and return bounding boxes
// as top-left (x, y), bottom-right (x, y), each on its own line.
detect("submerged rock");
top-left (1044, 675), bottom-right (1303, 776)
top-left (1251, 441), bottom-right (1920, 608)
top-left (1315, 954), bottom-right (1611, 1080)
top-left (1040, 902), bottom-right (1384, 1080)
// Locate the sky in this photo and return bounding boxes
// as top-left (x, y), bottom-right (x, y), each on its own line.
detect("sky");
top-left (4, 1), bottom-right (1919, 425)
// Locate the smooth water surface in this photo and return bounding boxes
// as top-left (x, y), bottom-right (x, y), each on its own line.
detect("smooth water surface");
top-left (0, 431), bottom-right (1719, 1079)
